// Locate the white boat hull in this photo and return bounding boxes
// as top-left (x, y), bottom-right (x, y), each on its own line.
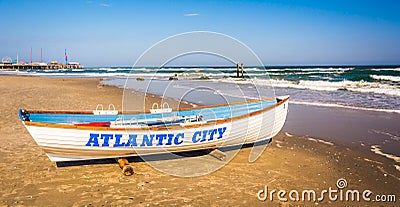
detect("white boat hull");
top-left (22, 97), bottom-right (289, 162)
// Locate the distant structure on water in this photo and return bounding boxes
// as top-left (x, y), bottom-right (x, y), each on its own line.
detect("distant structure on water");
top-left (0, 48), bottom-right (82, 70)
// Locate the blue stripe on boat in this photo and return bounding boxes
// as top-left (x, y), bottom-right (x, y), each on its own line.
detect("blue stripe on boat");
top-left (25, 99), bottom-right (277, 124)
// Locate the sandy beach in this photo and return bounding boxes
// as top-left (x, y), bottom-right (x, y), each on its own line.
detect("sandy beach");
top-left (0, 76), bottom-right (399, 206)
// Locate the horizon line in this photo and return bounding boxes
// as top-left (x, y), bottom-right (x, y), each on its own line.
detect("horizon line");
top-left (81, 64), bottom-right (400, 68)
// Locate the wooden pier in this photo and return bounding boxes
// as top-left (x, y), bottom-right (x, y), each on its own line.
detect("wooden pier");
top-left (0, 62), bottom-right (82, 70)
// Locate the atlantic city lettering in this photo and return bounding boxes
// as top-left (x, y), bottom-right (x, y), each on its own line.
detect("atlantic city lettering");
top-left (85, 127), bottom-right (227, 147)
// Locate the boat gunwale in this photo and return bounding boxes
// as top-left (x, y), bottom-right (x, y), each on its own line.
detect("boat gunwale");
top-left (24, 97), bottom-right (277, 115)
top-left (22, 96), bottom-right (289, 131)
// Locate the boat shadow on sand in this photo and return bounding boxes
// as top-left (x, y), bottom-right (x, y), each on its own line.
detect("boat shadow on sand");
top-left (56, 139), bottom-right (272, 167)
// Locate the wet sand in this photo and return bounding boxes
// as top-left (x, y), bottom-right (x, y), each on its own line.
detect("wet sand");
top-left (0, 76), bottom-right (399, 206)
top-left (283, 104), bottom-right (400, 157)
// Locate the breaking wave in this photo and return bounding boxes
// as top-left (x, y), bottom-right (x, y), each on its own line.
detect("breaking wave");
top-left (370, 75), bottom-right (400, 82)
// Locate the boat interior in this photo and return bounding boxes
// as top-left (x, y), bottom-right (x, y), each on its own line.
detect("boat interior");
top-left (19, 98), bottom-right (280, 128)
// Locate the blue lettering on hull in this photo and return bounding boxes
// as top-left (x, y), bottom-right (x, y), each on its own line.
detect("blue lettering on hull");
top-left (85, 127), bottom-right (227, 147)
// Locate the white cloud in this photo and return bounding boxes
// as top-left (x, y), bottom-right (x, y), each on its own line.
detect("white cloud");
top-left (184, 13), bottom-right (199, 17)
top-left (99, 3), bottom-right (110, 7)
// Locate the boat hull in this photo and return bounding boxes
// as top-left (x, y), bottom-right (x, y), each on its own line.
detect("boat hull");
top-left (21, 97), bottom-right (289, 162)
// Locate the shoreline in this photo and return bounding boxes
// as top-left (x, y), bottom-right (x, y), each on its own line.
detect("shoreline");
top-left (0, 75), bottom-right (398, 206)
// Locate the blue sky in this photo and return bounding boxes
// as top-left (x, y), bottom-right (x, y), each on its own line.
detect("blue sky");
top-left (0, 0), bottom-right (399, 66)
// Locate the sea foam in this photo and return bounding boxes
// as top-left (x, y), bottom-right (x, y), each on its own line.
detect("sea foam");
top-left (307, 137), bottom-right (334, 146)
top-left (370, 145), bottom-right (400, 163)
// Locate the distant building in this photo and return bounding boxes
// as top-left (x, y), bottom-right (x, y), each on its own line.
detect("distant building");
top-left (1, 49), bottom-right (82, 70)
top-left (67, 62), bottom-right (81, 69)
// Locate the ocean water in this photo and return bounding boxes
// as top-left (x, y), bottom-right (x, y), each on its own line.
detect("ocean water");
top-left (2, 65), bottom-right (399, 113)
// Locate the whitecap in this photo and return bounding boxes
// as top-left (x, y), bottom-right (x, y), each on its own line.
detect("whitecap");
top-left (371, 68), bottom-right (400, 72)
top-left (370, 75), bottom-right (400, 82)
top-left (267, 79), bottom-right (400, 97)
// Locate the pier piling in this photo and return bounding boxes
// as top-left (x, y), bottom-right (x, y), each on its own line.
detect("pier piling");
top-left (241, 63), bottom-right (244, 78)
top-left (236, 63), bottom-right (240, 77)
